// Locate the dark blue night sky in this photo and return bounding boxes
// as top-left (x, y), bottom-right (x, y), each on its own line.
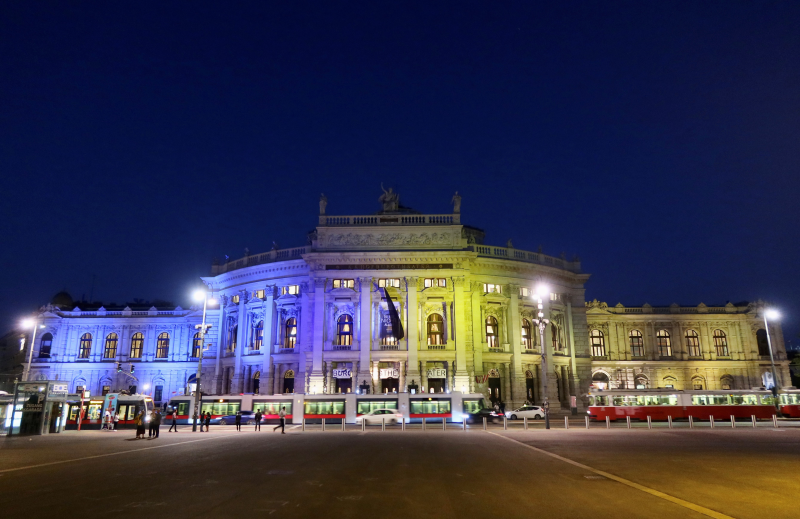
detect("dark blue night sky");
top-left (2, 2), bottom-right (798, 343)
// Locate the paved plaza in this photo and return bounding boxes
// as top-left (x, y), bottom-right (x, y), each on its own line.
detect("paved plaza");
top-left (1, 425), bottom-right (799, 519)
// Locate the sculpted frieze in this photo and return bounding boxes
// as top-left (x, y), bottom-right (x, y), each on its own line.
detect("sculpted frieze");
top-left (319, 232), bottom-right (453, 248)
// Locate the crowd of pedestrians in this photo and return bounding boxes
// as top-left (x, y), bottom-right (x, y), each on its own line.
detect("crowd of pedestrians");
top-left (126, 405), bottom-right (289, 438)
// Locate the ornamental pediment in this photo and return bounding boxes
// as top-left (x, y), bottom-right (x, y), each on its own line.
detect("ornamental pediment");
top-left (586, 299), bottom-right (611, 314)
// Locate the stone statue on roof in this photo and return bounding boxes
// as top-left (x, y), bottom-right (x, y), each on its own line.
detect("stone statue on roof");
top-left (451, 191), bottom-right (461, 213)
top-left (379, 183), bottom-right (400, 211)
top-left (319, 193), bottom-right (328, 215)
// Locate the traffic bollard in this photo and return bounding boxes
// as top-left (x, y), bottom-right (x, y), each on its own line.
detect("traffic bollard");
top-left (773, 415), bottom-right (778, 428)
top-left (483, 417), bottom-right (487, 430)
top-left (443, 418), bottom-right (446, 431)
top-left (565, 416), bottom-right (569, 429)
top-left (462, 418), bottom-right (466, 431)
top-left (342, 419), bottom-right (346, 431)
top-left (361, 418), bottom-right (365, 431)
top-left (402, 418), bottom-right (406, 431)
top-left (382, 417), bottom-right (385, 431)
top-left (668, 415), bottom-right (673, 429)
top-left (585, 416), bottom-right (590, 429)
top-left (730, 415), bottom-right (735, 429)
top-left (302, 418), bottom-right (305, 431)
top-left (422, 417), bottom-right (426, 431)
top-left (605, 416), bottom-right (610, 429)
top-left (524, 417), bottom-right (528, 430)
top-left (322, 418), bottom-right (326, 432)
top-left (647, 416), bottom-right (652, 429)
top-left (689, 416), bottom-right (694, 429)
top-left (751, 415), bottom-right (757, 428)
top-left (503, 417), bottom-right (507, 430)
top-left (626, 416), bottom-right (631, 429)
top-left (710, 416), bottom-right (715, 429)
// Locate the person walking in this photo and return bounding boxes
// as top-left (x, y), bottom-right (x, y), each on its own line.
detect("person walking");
top-left (254, 409), bottom-right (262, 432)
top-left (235, 411), bottom-right (242, 432)
top-left (273, 406), bottom-right (286, 434)
top-left (135, 410), bottom-right (145, 439)
top-left (153, 410), bottom-right (162, 438)
top-left (204, 411), bottom-right (211, 432)
top-left (168, 409), bottom-right (178, 432)
top-left (113, 411), bottom-right (120, 431)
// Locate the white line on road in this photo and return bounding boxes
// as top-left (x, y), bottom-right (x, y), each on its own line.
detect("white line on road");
top-left (488, 432), bottom-right (735, 519)
top-left (0, 435), bottom-right (235, 474)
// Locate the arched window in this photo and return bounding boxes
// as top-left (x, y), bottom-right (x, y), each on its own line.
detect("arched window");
top-left (692, 376), bottom-right (705, 390)
top-left (756, 329), bottom-right (769, 356)
top-left (227, 324), bottom-right (238, 352)
top-left (590, 330), bottom-right (605, 357)
top-left (427, 314), bottom-right (444, 346)
top-left (663, 376), bottom-right (677, 389)
top-left (656, 330), bottom-right (672, 357)
top-left (634, 375), bottom-right (649, 389)
top-left (629, 330), bottom-right (643, 357)
top-left (284, 318), bottom-right (297, 348)
top-left (713, 329), bottom-right (728, 356)
top-left (78, 333), bottom-right (92, 359)
top-left (191, 332), bottom-right (202, 358)
top-left (103, 333), bottom-right (118, 359)
top-left (685, 330), bottom-right (700, 357)
top-left (130, 332), bottom-right (144, 359)
top-left (337, 315), bottom-right (353, 346)
top-left (485, 316), bottom-right (498, 349)
top-left (591, 371), bottom-right (609, 389)
top-left (720, 375), bottom-right (734, 391)
top-left (521, 319), bottom-right (533, 350)
top-left (156, 332), bottom-right (170, 358)
top-left (253, 321), bottom-right (264, 350)
top-left (38, 333), bottom-right (53, 358)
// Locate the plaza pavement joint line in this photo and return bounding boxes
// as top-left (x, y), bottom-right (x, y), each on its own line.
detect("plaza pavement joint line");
top-left (487, 431), bottom-right (735, 519)
top-left (0, 434), bottom-right (237, 474)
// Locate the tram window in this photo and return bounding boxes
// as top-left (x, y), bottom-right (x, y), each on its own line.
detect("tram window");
top-left (357, 400), bottom-right (398, 415)
top-left (86, 403), bottom-right (103, 420)
top-left (304, 401), bottom-right (345, 415)
top-left (410, 399), bottom-right (451, 415)
top-left (612, 396), bottom-right (625, 406)
top-left (780, 394), bottom-right (799, 405)
top-left (69, 406), bottom-right (79, 420)
top-left (761, 396), bottom-right (777, 406)
top-left (201, 402), bottom-right (241, 415)
top-left (462, 399), bottom-right (484, 413)
top-left (252, 402), bottom-right (292, 415)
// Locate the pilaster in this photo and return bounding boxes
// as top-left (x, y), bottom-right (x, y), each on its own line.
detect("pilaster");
top-left (453, 277), bottom-right (470, 392)
top-left (406, 276), bottom-right (420, 389)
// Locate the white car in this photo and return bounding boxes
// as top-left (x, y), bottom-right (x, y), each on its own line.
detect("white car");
top-left (506, 406), bottom-right (544, 420)
top-left (355, 408), bottom-right (403, 425)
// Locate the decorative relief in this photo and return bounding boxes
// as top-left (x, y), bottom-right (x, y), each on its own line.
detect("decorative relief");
top-left (320, 232), bottom-right (453, 247)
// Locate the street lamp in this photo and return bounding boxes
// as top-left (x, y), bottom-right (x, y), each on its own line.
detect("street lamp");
top-left (763, 309), bottom-right (781, 411)
top-left (21, 316), bottom-right (44, 382)
top-left (532, 285), bottom-right (550, 430)
top-left (191, 288), bottom-right (214, 432)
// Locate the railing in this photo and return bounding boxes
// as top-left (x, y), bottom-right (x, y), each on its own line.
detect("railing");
top-left (606, 304), bottom-right (743, 315)
top-left (471, 245), bottom-right (581, 273)
top-left (319, 214), bottom-right (460, 226)
top-left (331, 345), bottom-right (352, 351)
top-left (427, 344), bottom-right (446, 350)
top-left (212, 246), bottom-right (311, 275)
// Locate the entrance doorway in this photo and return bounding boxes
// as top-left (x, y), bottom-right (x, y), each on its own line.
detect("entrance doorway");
top-left (381, 378), bottom-right (399, 394)
top-left (427, 378), bottom-right (445, 393)
top-left (488, 377), bottom-right (502, 403)
top-left (335, 378), bottom-right (352, 394)
top-left (525, 370), bottom-right (536, 403)
top-left (282, 370), bottom-right (295, 394)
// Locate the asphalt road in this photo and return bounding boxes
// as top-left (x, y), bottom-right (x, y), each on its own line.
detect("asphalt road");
top-left (1, 426), bottom-right (798, 519)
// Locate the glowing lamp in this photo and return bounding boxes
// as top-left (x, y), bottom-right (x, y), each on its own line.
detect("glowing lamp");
top-left (765, 309), bottom-right (780, 320)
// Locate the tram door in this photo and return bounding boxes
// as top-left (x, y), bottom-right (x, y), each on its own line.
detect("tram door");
top-left (381, 378), bottom-right (399, 394)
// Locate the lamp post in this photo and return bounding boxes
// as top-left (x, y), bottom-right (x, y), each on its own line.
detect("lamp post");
top-left (763, 309), bottom-right (781, 411)
top-left (533, 286), bottom-right (550, 430)
top-left (191, 289), bottom-right (214, 432)
top-left (21, 316), bottom-right (43, 382)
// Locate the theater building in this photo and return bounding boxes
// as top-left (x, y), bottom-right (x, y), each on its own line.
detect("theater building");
top-left (16, 190), bottom-right (790, 411)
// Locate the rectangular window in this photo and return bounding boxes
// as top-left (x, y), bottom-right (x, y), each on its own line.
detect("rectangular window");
top-left (550, 293), bottom-right (561, 302)
top-left (303, 400), bottom-right (346, 415)
top-left (102, 386), bottom-right (110, 396)
top-left (251, 402), bottom-right (293, 415)
top-left (154, 386), bottom-right (163, 402)
top-left (332, 279), bottom-right (355, 289)
top-left (519, 287), bottom-right (530, 298)
top-left (253, 289), bottom-right (265, 299)
top-left (200, 401), bottom-right (242, 416)
top-left (483, 283), bottom-right (501, 294)
top-left (281, 285), bottom-right (299, 295)
top-left (356, 400), bottom-right (398, 415)
top-left (424, 278), bottom-right (446, 288)
top-left (378, 279), bottom-right (400, 288)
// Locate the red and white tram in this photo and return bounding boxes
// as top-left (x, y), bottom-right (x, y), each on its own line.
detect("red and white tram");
top-left (588, 388), bottom-right (800, 421)
top-left (65, 393), bottom-right (154, 429)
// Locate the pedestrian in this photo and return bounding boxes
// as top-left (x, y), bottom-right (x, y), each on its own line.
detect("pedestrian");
top-left (499, 401), bottom-right (506, 416)
top-left (235, 411), bottom-right (242, 431)
top-left (103, 409), bottom-right (111, 430)
top-left (199, 411), bottom-right (206, 432)
top-left (135, 410), bottom-right (145, 439)
top-left (254, 409), bottom-right (262, 432)
top-left (153, 410), bottom-right (162, 438)
top-left (204, 411), bottom-right (211, 432)
top-left (273, 406), bottom-right (286, 434)
top-left (168, 409), bottom-right (178, 432)
top-left (148, 410), bottom-right (156, 438)
top-left (113, 412), bottom-right (120, 431)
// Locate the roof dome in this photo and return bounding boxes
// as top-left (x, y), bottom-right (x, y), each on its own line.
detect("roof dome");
top-left (51, 291), bottom-right (73, 309)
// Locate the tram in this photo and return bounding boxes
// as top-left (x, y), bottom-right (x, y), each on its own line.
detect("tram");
top-left (587, 388), bottom-right (800, 421)
top-left (167, 391), bottom-right (487, 425)
top-left (65, 393), bottom-right (154, 429)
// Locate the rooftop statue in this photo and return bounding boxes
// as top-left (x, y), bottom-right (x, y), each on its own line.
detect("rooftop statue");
top-left (451, 191), bottom-right (461, 213)
top-left (319, 193), bottom-right (328, 215)
top-left (379, 183), bottom-right (400, 212)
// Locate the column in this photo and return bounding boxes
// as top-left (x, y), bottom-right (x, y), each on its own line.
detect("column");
top-left (420, 361), bottom-right (427, 392)
top-left (543, 299), bottom-right (560, 410)
top-left (406, 277), bottom-right (420, 388)
top-left (326, 361), bottom-right (334, 394)
top-left (308, 278), bottom-right (326, 391)
top-left (398, 360), bottom-right (406, 393)
top-left (372, 360), bottom-right (380, 394)
top-left (357, 278), bottom-right (373, 390)
top-left (453, 277), bottom-right (470, 392)
top-left (502, 362), bottom-right (512, 405)
top-left (262, 285), bottom-right (276, 395)
top-left (233, 290), bottom-right (247, 393)
top-left (566, 302), bottom-right (580, 410)
top-left (470, 282), bottom-right (484, 382)
top-left (507, 283), bottom-right (524, 406)
top-left (213, 298), bottom-right (226, 394)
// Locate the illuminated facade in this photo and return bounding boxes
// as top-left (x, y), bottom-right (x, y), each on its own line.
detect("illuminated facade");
top-left (19, 191), bottom-right (789, 410)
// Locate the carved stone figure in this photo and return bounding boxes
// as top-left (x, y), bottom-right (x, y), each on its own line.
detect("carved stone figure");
top-left (319, 193), bottom-right (327, 215)
top-left (379, 183), bottom-right (400, 211)
top-left (451, 191), bottom-right (461, 213)
top-left (506, 239), bottom-right (513, 248)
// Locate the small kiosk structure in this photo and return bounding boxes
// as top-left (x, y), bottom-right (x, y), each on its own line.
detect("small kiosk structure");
top-left (6, 380), bottom-right (72, 436)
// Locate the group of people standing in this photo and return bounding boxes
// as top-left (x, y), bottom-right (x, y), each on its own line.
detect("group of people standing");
top-left (128, 406), bottom-right (288, 437)
top-left (232, 408), bottom-right (287, 433)
top-left (101, 409), bottom-right (119, 431)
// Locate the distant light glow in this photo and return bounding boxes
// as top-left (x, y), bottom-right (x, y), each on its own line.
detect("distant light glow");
top-left (536, 285), bottom-right (548, 298)
top-left (193, 290), bottom-right (206, 302)
top-left (765, 309), bottom-right (780, 320)
top-left (21, 318), bottom-right (34, 329)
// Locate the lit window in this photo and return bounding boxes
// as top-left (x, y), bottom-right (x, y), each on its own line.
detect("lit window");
top-left (483, 283), bottom-right (502, 294)
top-left (191, 332), bottom-right (202, 358)
top-left (336, 315), bottom-right (353, 346)
top-left (282, 285), bottom-right (300, 295)
top-left (427, 314), bottom-right (444, 345)
top-left (285, 318), bottom-right (297, 348)
top-left (590, 330), bottom-right (605, 357)
top-left (253, 321), bottom-right (264, 350)
top-left (424, 278), bottom-right (446, 288)
top-left (521, 319), bottom-right (533, 350)
top-left (253, 289), bottom-right (265, 299)
top-left (130, 333), bottom-right (143, 359)
top-left (486, 316), bottom-right (499, 348)
top-left (656, 330), bottom-right (672, 357)
top-left (103, 333), bottom-right (118, 359)
top-left (519, 287), bottom-right (530, 298)
top-left (378, 279), bottom-right (400, 288)
top-left (550, 293), bottom-right (561, 302)
top-left (332, 279), bottom-right (355, 289)
top-left (39, 333), bottom-right (53, 358)
top-left (156, 332), bottom-right (170, 358)
top-left (713, 330), bottom-right (729, 356)
top-left (227, 325), bottom-right (238, 352)
top-left (78, 333), bottom-right (92, 359)
top-left (685, 330), bottom-right (700, 357)
top-left (629, 330), bottom-right (644, 357)
top-left (380, 335), bottom-right (398, 346)
top-left (231, 295), bottom-right (240, 304)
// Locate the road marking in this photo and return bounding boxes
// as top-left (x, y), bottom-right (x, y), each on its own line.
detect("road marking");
top-left (0, 435), bottom-right (234, 474)
top-left (488, 432), bottom-right (735, 519)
